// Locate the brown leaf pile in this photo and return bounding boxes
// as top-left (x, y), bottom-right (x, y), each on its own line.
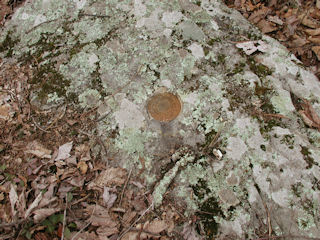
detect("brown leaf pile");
top-left (225, 0), bottom-right (320, 79)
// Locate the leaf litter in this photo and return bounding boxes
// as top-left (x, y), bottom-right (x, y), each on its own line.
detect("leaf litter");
top-left (225, 0), bottom-right (320, 79)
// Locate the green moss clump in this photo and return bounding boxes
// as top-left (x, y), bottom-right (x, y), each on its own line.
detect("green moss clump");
top-left (0, 31), bottom-right (19, 57)
top-left (280, 134), bottom-right (295, 149)
top-left (191, 179), bottom-right (223, 239)
top-left (227, 62), bottom-right (246, 76)
top-left (248, 57), bottom-right (273, 78)
top-left (300, 146), bottom-right (317, 169)
top-left (196, 197), bottom-right (224, 238)
top-left (29, 63), bottom-right (70, 103)
top-left (207, 38), bottom-right (222, 46)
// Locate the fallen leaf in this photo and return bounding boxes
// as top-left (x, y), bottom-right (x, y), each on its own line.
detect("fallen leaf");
top-left (77, 161), bottom-right (88, 174)
top-left (317, 0), bottom-right (320, 9)
top-left (68, 175), bottom-right (85, 187)
top-left (88, 167), bottom-right (127, 189)
top-left (309, 36), bottom-right (320, 44)
top-left (305, 28), bottom-right (320, 36)
top-left (144, 219), bottom-right (168, 234)
top-left (122, 210), bottom-right (137, 227)
top-left (33, 208), bottom-right (61, 223)
top-left (236, 40), bottom-right (268, 55)
top-left (0, 103), bottom-right (12, 120)
top-left (9, 184), bottom-right (18, 217)
top-left (102, 187), bottom-right (117, 209)
top-left (96, 226), bottom-right (118, 237)
top-left (312, 46), bottom-right (320, 60)
top-left (289, 36), bottom-right (308, 48)
top-left (25, 192), bottom-right (43, 218)
top-left (248, 7), bottom-right (269, 24)
top-left (268, 15), bottom-right (283, 25)
top-left (181, 223), bottom-right (203, 240)
top-left (257, 19), bottom-right (277, 33)
top-left (25, 141), bottom-right (52, 159)
top-left (0, 192), bottom-right (4, 201)
top-left (66, 156), bottom-right (77, 166)
top-left (302, 17), bottom-right (318, 29)
top-left (55, 141), bottom-right (73, 161)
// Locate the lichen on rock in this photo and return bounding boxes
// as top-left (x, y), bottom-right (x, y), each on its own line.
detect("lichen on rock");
top-left (1, 0), bottom-right (320, 238)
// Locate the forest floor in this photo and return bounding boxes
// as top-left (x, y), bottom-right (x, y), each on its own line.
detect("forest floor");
top-left (1, 0), bottom-right (320, 240)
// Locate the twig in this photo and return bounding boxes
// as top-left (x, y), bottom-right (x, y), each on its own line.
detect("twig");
top-left (117, 202), bottom-right (154, 240)
top-left (26, 19), bottom-right (58, 34)
top-left (71, 204), bottom-right (96, 240)
top-left (31, 117), bottom-right (50, 133)
top-left (251, 235), bottom-right (320, 240)
top-left (61, 195), bottom-right (68, 240)
top-left (96, 136), bottom-right (108, 165)
top-left (119, 168), bottom-right (132, 206)
top-left (0, 219), bottom-right (26, 228)
top-left (262, 202), bottom-right (272, 237)
top-left (71, 194), bottom-right (90, 206)
top-left (78, 13), bottom-right (110, 18)
top-left (129, 227), bottom-right (161, 237)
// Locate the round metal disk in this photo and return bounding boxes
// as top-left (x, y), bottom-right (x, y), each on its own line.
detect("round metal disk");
top-left (147, 92), bottom-right (182, 122)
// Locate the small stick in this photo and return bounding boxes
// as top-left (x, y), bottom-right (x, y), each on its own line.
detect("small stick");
top-left (61, 195), bottom-right (68, 240)
top-left (71, 204), bottom-right (96, 240)
top-left (251, 235), bottom-right (320, 240)
top-left (31, 117), bottom-right (50, 133)
top-left (262, 202), bottom-right (272, 237)
top-left (119, 168), bottom-right (132, 206)
top-left (78, 13), bottom-right (110, 18)
top-left (117, 202), bottom-right (154, 240)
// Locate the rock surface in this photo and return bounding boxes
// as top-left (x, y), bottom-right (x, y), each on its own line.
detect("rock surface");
top-left (1, 0), bottom-right (320, 238)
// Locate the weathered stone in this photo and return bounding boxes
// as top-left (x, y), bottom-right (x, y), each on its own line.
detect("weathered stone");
top-left (1, 0), bottom-right (320, 238)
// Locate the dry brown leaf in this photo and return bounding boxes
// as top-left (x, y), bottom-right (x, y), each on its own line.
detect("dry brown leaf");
top-left (68, 175), bottom-right (85, 187)
top-left (144, 219), bottom-right (168, 234)
top-left (9, 184), bottom-right (18, 217)
top-left (289, 36), bottom-right (308, 48)
top-left (96, 226), bottom-right (118, 237)
top-left (257, 19), bottom-right (277, 33)
top-left (312, 46), bottom-right (320, 60)
top-left (122, 210), bottom-right (137, 227)
top-left (181, 223), bottom-right (202, 240)
top-left (317, 0), bottom-right (320, 9)
top-left (267, 15), bottom-right (283, 25)
top-left (305, 28), bottom-right (320, 36)
top-left (0, 103), bottom-right (13, 120)
top-left (102, 187), bottom-right (117, 209)
top-left (0, 192), bottom-right (4, 201)
top-left (301, 17), bottom-right (318, 29)
top-left (33, 208), bottom-right (61, 223)
top-left (25, 192), bottom-right (43, 218)
top-left (309, 36), bottom-right (320, 44)
top-left (77, 161), bottom-right (88, 174)
top-left (55, 141), bottom-right (73, 161)
top-left (298, 99), bottom-right (320, 130)
top-left (25, 141), bottom-right (52, 159)
top-left (88, 167), bottom-right (127, 189)
top-left (248, 7), bottom-right (269, 24)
